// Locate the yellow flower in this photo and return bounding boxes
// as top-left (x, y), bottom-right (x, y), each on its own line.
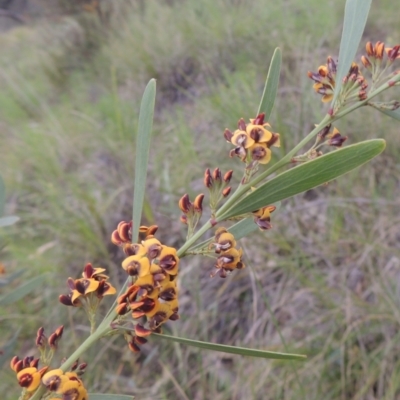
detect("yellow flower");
top-left (249, 142), bottom-right (272, 164)
top-left (159, 279), bottom-right (178, 301)
top-left (17, 367), bottom-right (42, 392)
top-left (70, 278), bottom-right (100, 303)
top-left (135, 274), bottom-right (160, 300)
top-left (252, 205), bottom-right (276, 230)
top-left (214, 247), bottom-right (245, 278)
top-left (213, 228), bottom-right (236, 253)
top-left (95, 280), bottom-right (117, 298)
top-left (246, 123), bottom-right (272, 143)
top-left (122, 253), bottom-right (150, 276)
top-left (42, 369), bottom-right (67, 392)
top-left (158, 246), bottom-right (179, 276)
top-left (231, 129), bottom-right (255, 148)
top-left (147, 299), bottom-right (179, 330)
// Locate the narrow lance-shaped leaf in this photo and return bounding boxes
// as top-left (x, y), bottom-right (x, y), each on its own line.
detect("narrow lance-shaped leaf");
top-left (257, 47), bottom-right (282, 120)
top-left (131, 79), bottom-right (156, 243)
top-left (375, 107), bottom-right (400, 122)
top-left (332, 0), bottom-right (372, 104)
top-left (152, 333), bottom-right (306, 361)
top-left (218, 139), bottom-right (385, 221)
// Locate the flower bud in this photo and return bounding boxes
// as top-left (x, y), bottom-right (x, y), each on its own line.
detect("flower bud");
top-left (178, 194), bottom-right (191, 214)
top-left (237, 118), bottom-right (246, 131)
top-left (193, 193), bottom-right (204, 212)
top-left (223, 170), bottom-right (233, 183)
top-left (204, 168), bottom-right (212, 188)
top-left (222, 187), bottom-right (231, 197)
top-left (223, 128), bottom-right (233, 142)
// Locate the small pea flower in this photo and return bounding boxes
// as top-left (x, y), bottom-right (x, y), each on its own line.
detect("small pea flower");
top-left (252, 205), bottom-right (276, 230)
top-left (17, 366), bottom-right (47, 392)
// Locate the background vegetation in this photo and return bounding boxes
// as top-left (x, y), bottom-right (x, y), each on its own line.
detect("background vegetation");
top-left (1, 0), bottom-right (399, 399)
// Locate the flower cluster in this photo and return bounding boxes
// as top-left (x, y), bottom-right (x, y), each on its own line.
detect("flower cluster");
top-left (210, 228), bottom-right (245, 278)
top-left (203, 168), bottom-right (233, 216)
top-left (362, 41), bottom-right (400, 74)
top-left (11, 356), bottom-right (47, 394)
top-left (308, 56), bottom-right (367, 104)
top-left (11, 326), bottom-right (88, 399)
top-left (59, 263), bottom-right (116, 308)
top-left (224, 113), bottom-right (280, 166)
top-left (112, 221), bottom-right (179, 352)
top-left (178, 193), bottom-right (204, 236)
top-left (111, 220), bottom-right (159, 255)
top-left (42, 368), bottom-right (88, 400)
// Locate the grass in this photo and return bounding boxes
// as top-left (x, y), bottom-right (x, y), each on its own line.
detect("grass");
top-left (1, 0), bottom-right (400, 399)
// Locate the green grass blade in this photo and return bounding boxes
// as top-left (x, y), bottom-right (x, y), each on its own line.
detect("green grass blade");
top-left (219, 139), bottom-right (385, 220)
top-left (0, 216), bottom-right (19, 228)
top-left (0, 328), bottom-right (21, 367)
top-left (257, 47), bottom-right (282, 120)
top-left (88, 395), bottom-right (134, 400)
top-left (0, 270), bottom-right (25, 288)
top-left (152, 333), bottom-right (306, 360)
top-left (375, 108), bottom-right (400, 121)
top-left (0, 273), bottom-right (50, 306)
top-left (0, 175), bottom-right (5, 217)
top-left (131, 79), bottom-right (156, 243)
top-left (333, 0), bottom-right (372, 105)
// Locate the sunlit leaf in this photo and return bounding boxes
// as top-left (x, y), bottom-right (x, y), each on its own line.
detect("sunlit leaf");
top-left (218, 139), bottom-right (385, 220)
top-left (89, 395), bottom-right (134, 400)
top-left (0, 273), bottom-right (50, 306)
top-left (0, 216), bottom-right (19, 228)
top-left (131, 79), bottom-right (156, 243)
top-left (333, 0), bottom-right (372, 104)
top-left (152, 333), bottom-right (306, 360)
top-left (257, 47), bottom-right (281, 120)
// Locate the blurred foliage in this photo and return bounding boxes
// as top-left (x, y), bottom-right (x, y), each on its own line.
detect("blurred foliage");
top-left (1, 0), bottom-right (400, 399)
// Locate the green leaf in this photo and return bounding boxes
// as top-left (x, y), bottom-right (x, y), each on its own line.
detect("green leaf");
top-left (0, 216), bottom-right (19, 228)
top-left (0, 175), bottom-right (5, 217)
top-left (152, 333), bottom-right (306, 361)
top-left (88, 395), bottom-right (134, 400)
top-left (333, 0), bottom-right (372, 104)
top-left (131, 79), bottom-right (156, 243)
top-left (0, 273), bottom-right (50, 306)
top-left (376, 107), bottom-right (400, 121)
top-left (219, 139), bottom-right (385, 220)
top-left (257, 47), bottom-right (282, 120)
